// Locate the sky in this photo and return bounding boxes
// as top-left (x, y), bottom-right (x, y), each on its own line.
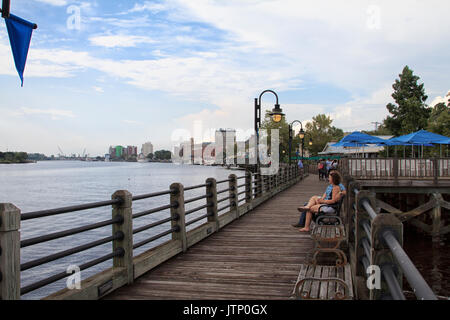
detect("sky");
top-left (0, 0), bottom-right (449, 156)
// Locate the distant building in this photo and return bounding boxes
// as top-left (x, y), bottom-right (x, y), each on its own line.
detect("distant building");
top-left (115, 146), bottom-right (123, 158)
top-left (141, 142), bottom-right (153, 157)
top-left (109, 146), bottom-right (116, 159)
top-left (319, 136), bottom-right (393, 158)
top-left (216, 128), bottom-right (236, 164)
top-left (127, 146), bottom-right (137, 156)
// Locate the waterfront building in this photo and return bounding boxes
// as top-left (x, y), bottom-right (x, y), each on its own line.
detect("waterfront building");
top-left (115, 146), bottom-right (123, 158)
top-left (141, 142), bottom-right (154, 158)
top-left (127, 146), bottom-right (138, 156)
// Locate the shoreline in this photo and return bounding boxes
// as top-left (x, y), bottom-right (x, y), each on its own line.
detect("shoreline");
top-left (0, 160), bottom-right (37, 164)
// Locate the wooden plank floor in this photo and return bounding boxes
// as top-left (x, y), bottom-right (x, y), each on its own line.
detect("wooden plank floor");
top-left (105, 175), bottom-right (328, 300)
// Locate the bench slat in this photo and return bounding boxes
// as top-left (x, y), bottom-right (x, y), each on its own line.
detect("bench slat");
top-left (336, 266), bottom-right (345, 297)
top-left (302, 265), bottom-right (315, 295)
top-left (310, 265), bottom-right (323, 299)
top-left (319, 266), bottom-right (329, 300)
top-left (327, 267), bottom-right (336, 299)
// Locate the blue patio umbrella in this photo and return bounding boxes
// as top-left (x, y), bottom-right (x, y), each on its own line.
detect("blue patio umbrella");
top-left (332, 131), bottom-right (387, 157)
top-left (336, 131), bottom-right (387, 144)
top-left (387, 130), bottom-right (450, 145)
top-left (331, 141), bottom-right (369, 147)
top-left (386, 130), bottom-right (450, 157)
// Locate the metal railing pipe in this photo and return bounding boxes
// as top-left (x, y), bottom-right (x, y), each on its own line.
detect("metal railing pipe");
top-left (21, 198), bottom-right (122, 221)
top-left (381, 230), bottom-right (437, 300)
top-left (382, 265), bottom-right (406, 300)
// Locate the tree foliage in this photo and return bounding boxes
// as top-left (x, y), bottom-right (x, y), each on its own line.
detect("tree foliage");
top-left (154, 150), bottom-right (172, 160)
top-left (384, 66), bottom-right (431, 136)
top-left (0, 152), bottom-right (28, 163)
top-left (304, 114), bottom-right (344, 156)
top-left (427, 102), bottom-right (450, 137)
top-left (259, 111), bottom-right (292, 162)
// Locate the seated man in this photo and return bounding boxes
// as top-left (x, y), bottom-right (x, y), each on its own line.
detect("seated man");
top-left (292, 170), bottom-right (346, 229)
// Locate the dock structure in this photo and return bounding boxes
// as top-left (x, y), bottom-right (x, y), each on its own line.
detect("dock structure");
top-left (105, 175), bottom-right (323, 300)
top-left (1, 158), bottom-right (448, 300)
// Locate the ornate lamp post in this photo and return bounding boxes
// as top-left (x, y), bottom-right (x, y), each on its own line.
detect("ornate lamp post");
top-left (254, 90), bottom-right (284, 171)
top-left (288, 120), bottom-right (304, 165)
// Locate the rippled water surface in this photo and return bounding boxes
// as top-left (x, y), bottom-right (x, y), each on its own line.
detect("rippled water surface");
top-left (0, 161), bottom-right (237, 299)
top-left (403, 226), bottom-right (450, 300)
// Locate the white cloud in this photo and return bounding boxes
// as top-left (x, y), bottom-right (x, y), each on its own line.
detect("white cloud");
top-left (123, 120), bottom-right (143, 125)
top-left (128, 2), bottom-right (168, 13)
top-left (89, 34), bottom-right (157, 48)
top-left (428, 90), bottom-right (450, 107)
top-left (93, 86), bottom-right (104, 93)
top-left (14, 107), bottom-right (75, 120)
top-left (34, 0), bottom-right (68, 6)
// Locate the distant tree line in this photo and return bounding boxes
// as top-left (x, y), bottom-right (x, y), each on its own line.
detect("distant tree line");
top-left (153, 150), bottom-right (172, 160)
top-left (0, 152), bottom-right (29, 163)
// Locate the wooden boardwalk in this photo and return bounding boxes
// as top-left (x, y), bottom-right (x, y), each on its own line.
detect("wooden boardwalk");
top-left (106, 175), bottom-right (327, 300)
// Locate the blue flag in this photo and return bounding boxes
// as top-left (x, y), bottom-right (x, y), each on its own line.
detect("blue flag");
top-left (5, 13), bottom-right (35, 87)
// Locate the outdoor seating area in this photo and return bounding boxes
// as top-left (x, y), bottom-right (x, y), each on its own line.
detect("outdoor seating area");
top-left (292, 195), bottom-right (352, 300)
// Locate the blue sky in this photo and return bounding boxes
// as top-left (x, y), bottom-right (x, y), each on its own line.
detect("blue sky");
top-left (0, 0), bottom-right (449, 156)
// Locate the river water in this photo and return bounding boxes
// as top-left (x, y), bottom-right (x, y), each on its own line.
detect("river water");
top-left (0, 161), bottom-right (237, 299)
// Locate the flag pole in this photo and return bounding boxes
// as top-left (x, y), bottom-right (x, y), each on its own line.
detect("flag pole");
top-left (1, 0), bottom-right (10, 18)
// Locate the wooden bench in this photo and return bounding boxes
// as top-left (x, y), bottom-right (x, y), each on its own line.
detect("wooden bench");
top-left (292, 264), bottom-right (354, 300)
top-left (310, 225), bottom-right (347, 266)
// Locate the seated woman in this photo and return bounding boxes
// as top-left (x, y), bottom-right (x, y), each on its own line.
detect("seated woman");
top-left (297, 171), bottom-right (343, 232)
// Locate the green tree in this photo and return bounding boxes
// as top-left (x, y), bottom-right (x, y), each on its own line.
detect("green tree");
top-left (154, 150), bottom-right (172, 160)
top-left (304, 114), bottom-right (344, 156)
top-left (384, 66), bottom-right (430, 136)
top-left (259, 111), bottom-right (291, 163)
top-left (427, 102), bottom-right (450, 137)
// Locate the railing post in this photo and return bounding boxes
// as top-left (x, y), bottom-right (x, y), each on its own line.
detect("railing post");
top-left (111, 190), bottom-right (133, 284)
top-left (257, 173), bottom-right (262, 197)
top-left (245, 171), bottom-right (252, 204)
top-left (393, 157), bottom-right (399, 181)
top-left (433, 157), bottom-right (438, 184)
top-left (170, 183), bottom-right (187, 252)
top-left (370, 214), bottom-right (403, 300)
top-left (206, 178), bottom-right (219, 232)
top-left (229, 174), bottom-right (238, 219)
top-left (0, 204), bottom-right (21, 300)
top-left (431, 193), bottom-right (442, 243)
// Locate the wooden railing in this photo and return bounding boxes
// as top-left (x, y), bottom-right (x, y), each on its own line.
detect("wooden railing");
top-left (339, 158), bottom-right (450, 180)
top-left (0, 164), bottom-right (303, 300)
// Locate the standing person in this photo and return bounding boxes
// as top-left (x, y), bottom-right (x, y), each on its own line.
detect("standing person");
top-left (297, 159), bottom-right (304, 176)
top-left (317, 160), bottom-right (324, 180)
top-left (325, 158), bottom-right (332, 179)
top-left (331, 159), bottom-right (338, 171)
top-left (296, 171), bottom-right (343, 232)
